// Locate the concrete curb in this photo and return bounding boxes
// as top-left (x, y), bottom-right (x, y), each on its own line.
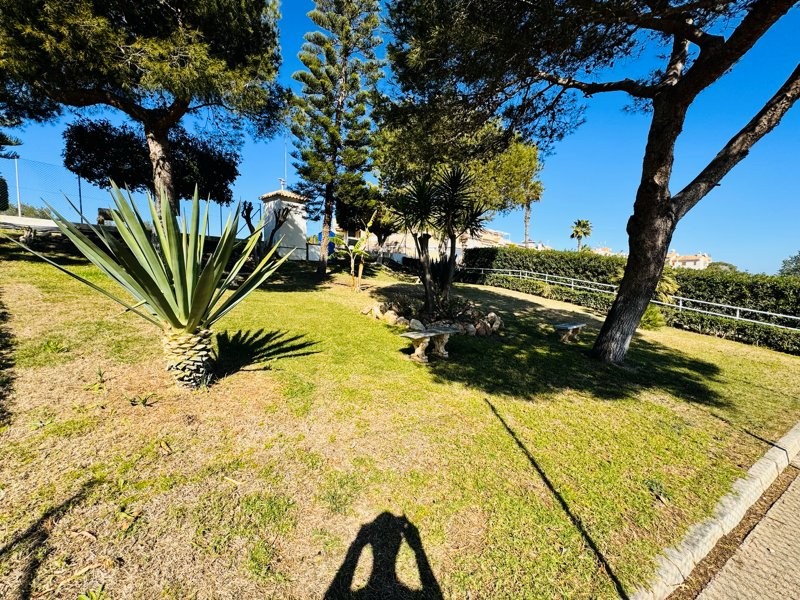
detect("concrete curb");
top-left (631, 421), bottom-right (800, 600)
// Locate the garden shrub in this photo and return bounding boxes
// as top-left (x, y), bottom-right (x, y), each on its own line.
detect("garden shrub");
top-left (639, 305), bottom-right (666, 330)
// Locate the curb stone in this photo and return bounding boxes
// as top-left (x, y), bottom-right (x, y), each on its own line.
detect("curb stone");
top-left (631, 421), bottom-right (800, 600)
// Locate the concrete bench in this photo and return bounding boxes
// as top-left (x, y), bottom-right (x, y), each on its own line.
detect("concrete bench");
top-left (554, 322), bottom-right (587, 343)
top-left (400, 326), bottom-right (460, 362)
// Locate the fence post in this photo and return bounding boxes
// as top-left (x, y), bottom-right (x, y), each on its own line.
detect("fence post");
top-left (735, 308), bottom-right (741, 320)
top-left (14, 158), bottom-right (21, 217)
top-left (678, 298), bottom-right (683, 312)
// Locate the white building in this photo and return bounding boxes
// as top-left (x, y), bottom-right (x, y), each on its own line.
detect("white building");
top-left (666, 250), bottom-right (713, 270)
top-left (259, 189), bottom-right (309, 260)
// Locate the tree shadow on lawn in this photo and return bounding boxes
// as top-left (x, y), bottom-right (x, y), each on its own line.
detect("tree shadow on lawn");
top-left (0, 480), bottom-right (98, 600)
top-left (0, 297), bottom-right (14, 426)
top-left (0, 232), bottom-right (91, 267)
top-left (484, 398), bottom-right (630, 599)
top-left (325, 512), bottom-right (443, 600)
top-left (214, 329), bottom-right (320, 378)
top-left (375, 283), bottom-right (726, 406)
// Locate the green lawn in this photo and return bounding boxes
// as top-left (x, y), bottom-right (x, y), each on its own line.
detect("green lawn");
top-left (1, 236), bottom-right (799, 599)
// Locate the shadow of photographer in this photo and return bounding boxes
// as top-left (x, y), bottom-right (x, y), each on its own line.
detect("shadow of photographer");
top-left (325, 512), bottom-right (443, 600)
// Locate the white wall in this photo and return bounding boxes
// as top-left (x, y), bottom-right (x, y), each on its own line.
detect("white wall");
top-left (262, 200), bottom-right (307, 260)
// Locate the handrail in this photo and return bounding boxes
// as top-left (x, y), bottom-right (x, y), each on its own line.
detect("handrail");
top-left (461, 267), bottom-right (800, 331)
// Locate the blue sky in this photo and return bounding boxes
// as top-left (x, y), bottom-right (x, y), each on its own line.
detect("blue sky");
top-left (5, 2), bottom-right (799, 273)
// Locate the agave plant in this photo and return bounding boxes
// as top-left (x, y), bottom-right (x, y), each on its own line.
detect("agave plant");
top-left (9, 185), bottom-right (289, 388)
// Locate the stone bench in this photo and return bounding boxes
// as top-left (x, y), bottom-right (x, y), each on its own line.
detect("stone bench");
top-left (400, 326), bottom-right (461, 362)
top-left (554, 322), bottom-right (587, 343)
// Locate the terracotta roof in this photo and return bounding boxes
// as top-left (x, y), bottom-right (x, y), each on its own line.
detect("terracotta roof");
top-left (259, 189), bottom-right (308, 203)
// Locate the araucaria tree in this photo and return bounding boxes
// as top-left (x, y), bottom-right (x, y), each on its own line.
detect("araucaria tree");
top-left (388, 0), bottom-right (800, 363)
top-left (0, 0), bottom-right (284, 213)
top-left (291, 0), bottom-right (382, 276)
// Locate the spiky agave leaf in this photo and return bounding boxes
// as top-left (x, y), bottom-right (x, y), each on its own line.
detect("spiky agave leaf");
top-left (4, 184), bottom-right (291, 388)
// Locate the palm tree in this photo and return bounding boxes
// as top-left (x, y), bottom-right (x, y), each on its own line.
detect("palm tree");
top-left (570, 219), bottom-right (592, 251)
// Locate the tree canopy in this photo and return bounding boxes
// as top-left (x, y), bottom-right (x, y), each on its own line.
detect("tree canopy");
top-left (779, 251), bottom-right (800, 278)
top-left (387, 0), bottom-right (800, 363)
top-left (62, 120), bottom-right (240, 206)
top-left (0, 0), bottom-right (285, 211)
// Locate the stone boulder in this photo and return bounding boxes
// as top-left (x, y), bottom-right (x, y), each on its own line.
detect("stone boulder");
top-left (409, 319), bottom-right (426, 332)
top-left (383, 310), bottom-right (399, 325)
top-left (396, 317), bottom-right (410, 327)
top-left (465, 323), bottom-right (477, 336)
top-left (475, 321), bottom-right (491, 336)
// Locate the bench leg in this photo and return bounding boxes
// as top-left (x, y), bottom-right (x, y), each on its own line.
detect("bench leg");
top-left (410, 337), bottom-right (430, 363)
top-left (430, 334), bottom-right (451, 358)
top-left (559, 330), bottom-right (571, 343)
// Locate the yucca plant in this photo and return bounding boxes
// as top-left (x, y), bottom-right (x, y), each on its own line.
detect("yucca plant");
top-left (7, 184), bottom-right (289, 388)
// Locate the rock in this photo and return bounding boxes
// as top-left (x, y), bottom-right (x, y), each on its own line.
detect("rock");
top-left (486, 312), bottom-right (498, 324)
top-left (361, 305), bottom-right (372, 315)
top-left (491, 316), bottom-right (503, 332)
top-left (383, 310), bottom-right (399, 325)
top-left (465, 323), bottom-right (477, 336)
top-left (476, 321), bottom-right (491, 336)
top-left (396, 317), bottom-right (410, 327)
top-left (371, 304), bottom-right (383, 319)
top-left (409, 319), bottom-right (425, 332)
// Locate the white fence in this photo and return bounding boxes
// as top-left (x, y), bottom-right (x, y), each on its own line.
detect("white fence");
top-left (462, 267), bottom-right (800, 332)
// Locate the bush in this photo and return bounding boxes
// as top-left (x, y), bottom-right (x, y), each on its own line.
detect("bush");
top-left (673, 270), bottom-right (800, 327)
top-left (484, 274), bottom-right (614, 314)
top-left (639, 305), bottom-right (666, 330)
top-left (464, 246), bottom-right (626, 284)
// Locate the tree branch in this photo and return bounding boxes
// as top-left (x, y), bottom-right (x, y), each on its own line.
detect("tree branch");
top-left (676, 0), bottom-right (796, 100)
top-left (672, 63), bottom-right (800, 220)
top-left (533, 71), bottom-right (656, 98)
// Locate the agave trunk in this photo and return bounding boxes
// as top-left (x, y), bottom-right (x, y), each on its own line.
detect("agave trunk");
top-left (162, 328), bottom-right (214, 388)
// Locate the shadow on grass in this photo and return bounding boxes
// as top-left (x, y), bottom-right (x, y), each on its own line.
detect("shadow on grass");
top-left (485, 399), bottom-right (629, 599)
top-left (0, 232), bottom-right (90, 267)
top-left (0, 480), bottom-right (97, 599)
top-left (374, 283), bottom-right (725, 406)
top-left (325, 512), bottom-right (443, 600)
top-left (214, 329), bottom-right (319, 378)
top-left (0, 297), bottom-right (13, 426)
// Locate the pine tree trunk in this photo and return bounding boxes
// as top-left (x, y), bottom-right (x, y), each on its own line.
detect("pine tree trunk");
top-left (162, 328), bottom-right (213, 389)
top-left (317, 183), bottom-right (335, 277)
top-left (523, 201), bottom-right (531, 247)
top-left (592, 96), bottom-right (686, 364)
top-left (145, 125), bottom-right (177, 214)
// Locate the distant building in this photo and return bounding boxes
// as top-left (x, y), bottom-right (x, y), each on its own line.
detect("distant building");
top-left (666, 250), bottom-right (713, 270)
top-left (592, 246), bottom-right (614, 256)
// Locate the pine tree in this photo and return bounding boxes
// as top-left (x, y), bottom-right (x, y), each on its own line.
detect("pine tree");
top-left (291, 0), bottom-right (382, 276)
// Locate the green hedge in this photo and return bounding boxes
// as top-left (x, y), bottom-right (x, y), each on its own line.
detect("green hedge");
top-left (673, 270), bottom-right (800, 327)
top-left (484, 274), bottom-right (615, 314)
top-left (464, 247), bottom-right (625, 284)
top-left (466, 247), bottom-right (800, 355)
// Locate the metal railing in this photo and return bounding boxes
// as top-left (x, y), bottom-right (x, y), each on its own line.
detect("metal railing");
top-left (462, 267), bottom-right (800, 331)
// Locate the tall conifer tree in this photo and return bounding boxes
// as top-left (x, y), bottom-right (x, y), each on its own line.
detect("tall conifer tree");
top-left (291, 0), bottom-right (382, 276)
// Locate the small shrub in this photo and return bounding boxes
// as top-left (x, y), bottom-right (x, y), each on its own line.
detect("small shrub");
top-left (639, 305), bottom-right (666, 330)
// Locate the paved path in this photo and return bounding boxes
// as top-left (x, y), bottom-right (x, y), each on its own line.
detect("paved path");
top-left (698, 458), bottom-right (800, 600)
